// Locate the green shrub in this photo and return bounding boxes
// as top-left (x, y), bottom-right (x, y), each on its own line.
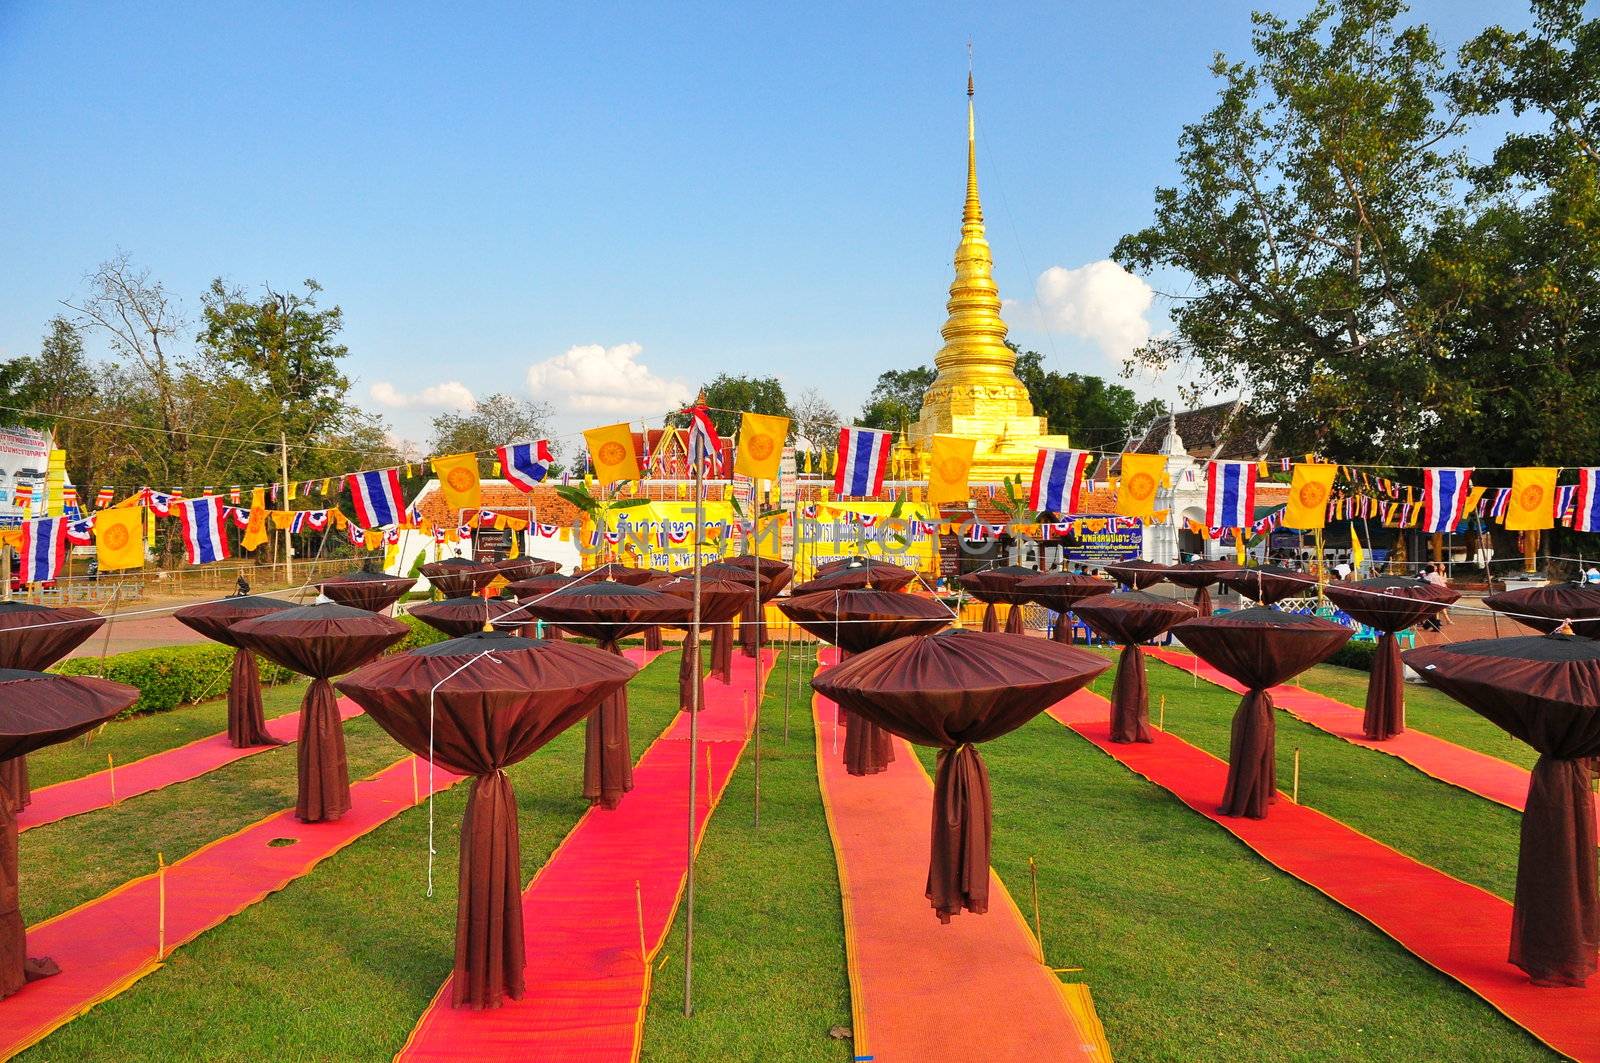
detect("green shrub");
top-left (392, 612), bottom-right (448, 652)
top-left (1326, 639), bottom-right (1378, 673)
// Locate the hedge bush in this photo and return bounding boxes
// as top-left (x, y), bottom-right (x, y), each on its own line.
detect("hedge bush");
top-left (54, 613), bottom-right (447, 718)
top-left (1326, 639), bottom-right (1378, 673)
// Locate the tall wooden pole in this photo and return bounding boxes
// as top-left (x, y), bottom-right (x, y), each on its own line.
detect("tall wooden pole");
top-left (683, 454), bottom-right (703, 1017)
top-left (280, 432), bottom-right (293, 586)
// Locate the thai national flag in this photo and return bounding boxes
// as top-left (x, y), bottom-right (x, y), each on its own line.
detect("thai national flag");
top-left (347, 468), bottom-right (406, 529)
top-left (1205, 461), bottom-right (1257, 528)
top-left (1574, 469), bottom-right (1600, 533)
top-left (499, 440), bottom-right (554, 490)
top-left (1556, 484), bottom-right (1578, 523)
top-left (833, 427), bottom-right (891, 498)
top-left (685, 405), bottom-right (721, 476)
top-left (1028, 448), bottom-right (1089, 514)
top-left (1422, 467), bottom-right (1474, 533)
top-left (18, 517), bottom-right (68, 583)
top-left (177, 497), bottom-right (230, 565)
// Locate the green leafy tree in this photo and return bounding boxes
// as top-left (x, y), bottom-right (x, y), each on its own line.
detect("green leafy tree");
top-left (858, 366), bottom-right (936, 430)
top-left (672, 373), bottom-right (790, 437)
top-left (429, 393), bottom-right (557, 458)
top-left (1011, 345), bottom-right (1166, 445)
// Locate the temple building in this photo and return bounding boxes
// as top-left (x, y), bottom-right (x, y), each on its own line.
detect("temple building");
top-left (906, 74), bottom-right (1074, 482)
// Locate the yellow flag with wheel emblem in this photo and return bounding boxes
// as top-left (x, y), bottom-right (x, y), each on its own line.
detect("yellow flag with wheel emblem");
top-left (1115, 453), bottom-right (1166, 518)
top-left (583, 422), bottom-right (640, 486)
top-left (432, 452), bottom-right (482, 513)
top-left (1284, 463), bottom-right (1337, 530)
top-left (1505, 467), bottom-right (1557, 531)
top-left (93, 508), bottom-right (145, 570)
top-left (734, 412), bottom-right (788, 481)
top-left (927, 435), bottom-right (976, 505)
top-left (241, 487), bottom-right (269, 551)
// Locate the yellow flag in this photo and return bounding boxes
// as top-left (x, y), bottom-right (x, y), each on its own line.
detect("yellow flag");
top-left (270, 510), bottom-right (294, 531)
top-left (433, 452), bottom-right (482, 512)
top-left (734, 412), bottom-right (788, 480)
top-left (927, 435), bottom-right (976, 505)
top-left (584, 422), bottom-right (640, 486)
top-left (1505, 467), bottom-right (1557, 531)
top-left (242, 488), bottom-right (269, 551)
top-left (1235, 528), bottom-right (1247, 566)
top-left (1284, 463), bottom-right (1337, 530)
top-left (93, 508), bottom-right (145, 571)
top-left (363, 529), bottom-right (385, 551)
top-left (1350, 525), bottom-right (1365, 573)
top-left (1115, 453), bottom-right (1166, 518)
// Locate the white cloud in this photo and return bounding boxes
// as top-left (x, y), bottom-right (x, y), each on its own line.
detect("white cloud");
top-left (368, 380), bottom-right (476, 410)
top-left (526, 342), bottom-right (691, 417)
top-left (1034, 260), bottom-right (1156, 364)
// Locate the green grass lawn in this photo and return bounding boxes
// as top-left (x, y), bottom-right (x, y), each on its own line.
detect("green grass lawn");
top-left (18, 653), bottom-right (684, 1062)
top-left (642, 643), bottom-right (853, 1063)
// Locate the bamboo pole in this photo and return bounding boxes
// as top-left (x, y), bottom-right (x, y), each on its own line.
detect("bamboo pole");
top-left (1157, 694), bottom-right (1166, 732)
top-left (635, 879), bottom-right (648, 969)
top-left (156, 851), bottom-right (167, 960)
top-left (683, 449), bottom-right (703, 1018)
top-left (1028, 856), bottom-right (1044, 963)
top-left (783, 621), bottom-right (793, 743)
top-left (107, 753), bottom-right (117, 804)
top-left (1292, 747), bottom-right (1301, 804)
top-left (410, 755), bottom-right (419, 806)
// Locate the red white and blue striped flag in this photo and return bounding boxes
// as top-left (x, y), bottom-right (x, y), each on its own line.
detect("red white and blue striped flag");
top-left (1205, 460), bottom-right (1257, 528)
top-left (17, 517), bottom-right (68, 584)
top-left (347, 468), bottom-right (406, 529)
top-left (1573, 469), bottom-right (1600, 532)
top-left (1422, 467), bottom-right (1474, 533)
top-left (686, 404), bottom-right (721, 476)
top-left (833, 427), bottom-right (891, 498)
top-left (177, 497), bottom-right (230, 565)
top-left (1028, 448), bottom-right (1090, 514)
top-left (498, 439), bottom-right (554, 491)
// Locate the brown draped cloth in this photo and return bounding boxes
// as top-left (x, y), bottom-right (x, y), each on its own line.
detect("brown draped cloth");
top-left (1105, 559), bottom-right (1171, 591)
top-left (409, 596), bottom-right (525, 638)
top-left (1165, 560), bottom-right (1236, 618)
top-left (520, 582), bottom-right (687, 808)
top-left (318, 570), bottom-right (416, 613)
top-left (719, 555), bottom-right (793, 650)
top-left (505, 574), bottom-right (579, 642)
top-left (1073, 591), bottom-right (1194, 743)
top-left (1218, 563), bottom-right (1317, 607)
top-left (0, 670), bottom-right (137, 999)
top-left (813, 630), bottom-right (1108, 920)
top-left (1484, 583), bottom-right (1600, 639)
top-left (0, 603), bottom-right (107, 809)
top-left (1324, 576), bottom-right (1460, 740)
top-left (488, 557), bottom-right (558, 584)
top-left (791, 559), bottom-right (919, 596)
top-left (1405, 635), bottom-right (1600, 986)
top-left (1173, 607), bottom-right (1352, 819)
top-left (697, 563), bottom-right (768, 660)
top-left (338, 631), bottom-right (634, 1008)
top-left (958, 568), bottom-right (1035, 635)
top-left (1017, 572), bottom-right (1109, 643)
top-left (658, 576), bottom-right (748, 689)
top-left (421, 558), bottom-right (498, 599)
top-left (232, 604), bottom-right (409, 822)
top-left (175, 595), bottom-right (297, 749)
top-left (780, 589), bottom-right (952, 775)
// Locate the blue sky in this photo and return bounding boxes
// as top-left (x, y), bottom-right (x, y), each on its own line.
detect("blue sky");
top-left (0, 1), bottom-right (1534, 452)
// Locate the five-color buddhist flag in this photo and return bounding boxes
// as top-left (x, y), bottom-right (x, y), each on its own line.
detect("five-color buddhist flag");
top-left (1028, 448), bottom-right (1089, 514)
top-left (1205, 460), bottom-right (1257, 528)
top-left (432, 452), bottom-right (482, 512)
top-left (1421, 467), bottom-right (1474, 533)
top-left (928, 435), bottom-right (976, 505)
top-left (1504, 467), bottom-right (1558, 531)
top-left (1115, 453), bottom-right (1166, 519)
top-left (498, 440), bottom-right (554, 490)
top-left (17, 517), bottom-right (67, 583)
top-left (177, 497), bottom-right (230, 565)
top-left (1574, 469), bottom-right (1600, 533)
top-left (833, 427), bottom-right (891, 498)
top-left (93, 507), bottom-right (145, 571)
top-left (734, 412), bottom-right (787, 481)
top-left (583, 423), bottom-right (641, 486)
top-left (1284, 463), bottom-right (1337, 530)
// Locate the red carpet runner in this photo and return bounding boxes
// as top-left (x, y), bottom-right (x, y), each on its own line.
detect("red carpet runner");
top-left (1143, 646), bottom-right (1567, 819)
top-left (396, 647), bottom-right (773, 1062)
top-left (18, 701), bottom-right (364, 833)
top-left (0, 703), bottom-right (462, 1060)
top-left (1049, 689), bottom-right (1600, 1062)
top-left (813, 677), bottom-right (1110, 1063)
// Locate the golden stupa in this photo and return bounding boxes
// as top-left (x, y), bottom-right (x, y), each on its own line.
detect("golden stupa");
top-left (906, 74), bottom-right (1073, 481)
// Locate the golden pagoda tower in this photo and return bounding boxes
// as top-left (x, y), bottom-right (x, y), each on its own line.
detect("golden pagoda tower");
top-left (907, 72), bottom-right (1073, 481)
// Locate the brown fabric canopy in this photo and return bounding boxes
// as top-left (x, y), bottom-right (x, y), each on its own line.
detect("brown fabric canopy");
top-left (1484, 583), bottom-right (1600, 639)
top-left (421, 558), bottom-right (498, 599)
top-left (317, 570), bottom-right (416, 613)
top-left (1072, 591), bottom-right (1195, 743)
top-left (1325, 577), bottom-right (1461, 740)
top-left (1172, 607), bottom-right (1352, 818)
top-left (779, 589), bottom-right (954, 776)
top-left (231, 604), bottom-right (409, 822)
top-left (584, 562), bottom-right (657, 586)
top-left (958, 566), bottom-right (1038, 633)
top-left (487, 557), bottom-right (558, 583)
top-left (337, 631), bottom-right (635, 1009)
top-left (1163, 560), bottom-right (1238, 617)
top-left (1104, 559), bottom-right (1170, 591)
top-left (1017, 572), bottom-right (1113, 642)
top-left (815, 554), bottom-right (874, 574)
top-left (718, 557), bottom-right (794, 655)
top-left (1218, 564), bottom-right (1316, 607)
top-left (812, 631), bottom-right (1109, 921)
top-left (408, 596), bottom-right (527, 638)
top-left (0, 670), bottom-right (138, 1000)
top-left (794, 559), bottom-right (919, 595)
top-left (0, 602), bottom-right (108, 811)
top-left (174, 595), bottom-right (296, 748)
top-left (520, 582), bottom-right (687, 809)
top-left (503, 575), bottom-right (579, 640)
top-left (1405, 635), bottom-right (1600, 985)
top-left (657, 576), bottom-right (748, 690)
